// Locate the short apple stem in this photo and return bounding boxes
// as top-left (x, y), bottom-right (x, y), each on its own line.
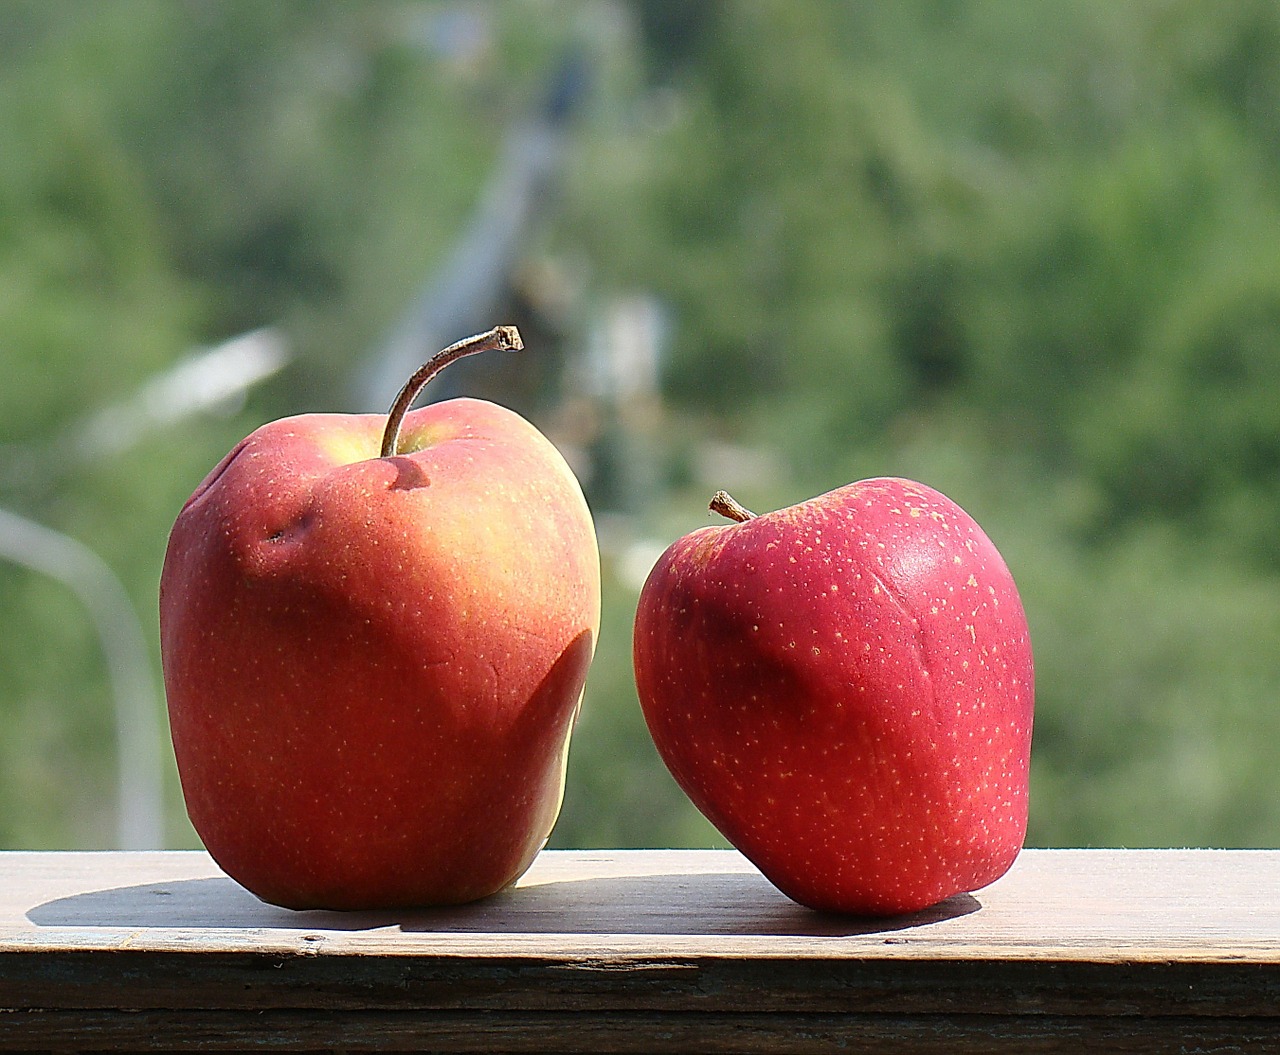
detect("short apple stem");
top-left (710, 490), bottom-right (757, 522)
top-left (379, 326), bottom-right (524, 458)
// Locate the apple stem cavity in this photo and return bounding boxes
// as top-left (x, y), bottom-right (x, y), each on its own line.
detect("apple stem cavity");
top-left (710, 490), bottom-right (757, 523)
top-left (379, 326), bottom-right (524, 458)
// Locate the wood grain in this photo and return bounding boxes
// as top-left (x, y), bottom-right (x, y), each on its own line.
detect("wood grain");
top-left (1, 848), bottom-right (1278, 1052)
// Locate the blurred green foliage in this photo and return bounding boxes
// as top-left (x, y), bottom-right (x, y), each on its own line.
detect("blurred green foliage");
top-left (1, 0), bottom-right (1278, 853)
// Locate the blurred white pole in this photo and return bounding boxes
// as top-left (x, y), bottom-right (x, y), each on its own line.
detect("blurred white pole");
top-left (0, 327), bottom-right (290, 849)
top-left (73, 327), bottom-right (290, 460)
top-left (0, 507), bottom-right (165, 850)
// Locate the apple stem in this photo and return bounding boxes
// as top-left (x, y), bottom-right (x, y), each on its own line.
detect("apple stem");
top-left (710, 490), bottom-right (757, 522)
top-left (379, 326), bottom-right (524, 458)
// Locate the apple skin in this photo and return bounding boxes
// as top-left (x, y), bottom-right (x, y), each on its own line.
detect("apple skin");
top-left (633, 478), bottom-right (1033, 916)
top-left (160, 397), bottom-right (600, 909)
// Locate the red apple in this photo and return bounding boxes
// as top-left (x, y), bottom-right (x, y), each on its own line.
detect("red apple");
top-left (160, 328), bottom-right (600, 909)
top-left (633, 480), bottom-right (1033, 915)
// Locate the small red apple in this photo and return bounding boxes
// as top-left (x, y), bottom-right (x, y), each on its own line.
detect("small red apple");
top-left (633, 480), bottom-right (1033, 915)
top-left (160, 328), bottom-right (600, 909)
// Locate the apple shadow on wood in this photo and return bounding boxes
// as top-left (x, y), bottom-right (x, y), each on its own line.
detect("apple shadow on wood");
top-left (28, 874), bottom-right (978, 937)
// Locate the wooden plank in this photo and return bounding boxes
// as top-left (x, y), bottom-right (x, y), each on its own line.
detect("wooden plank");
top-left (4, 1008), bottom-right (1280, 1054)
top-left (4, 949), bottom-right (1278, 1016)
top-left (1, 849), bottom-right (1278, 1053)
top-left (3, 848), bottom-right (1279, 961)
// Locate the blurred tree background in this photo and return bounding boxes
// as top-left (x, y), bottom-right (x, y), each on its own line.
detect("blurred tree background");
top-left (1, 0), bottom-right (1278, 853)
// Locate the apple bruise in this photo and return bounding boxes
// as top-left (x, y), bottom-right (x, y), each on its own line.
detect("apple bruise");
top-left (634, 478), bottom-right (1032, 916)
top-left (161, 398), bottom-right (600, 909)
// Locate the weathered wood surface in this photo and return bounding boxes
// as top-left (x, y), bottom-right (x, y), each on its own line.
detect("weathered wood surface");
top-left (1, 848), bottom-right (1278, 1052)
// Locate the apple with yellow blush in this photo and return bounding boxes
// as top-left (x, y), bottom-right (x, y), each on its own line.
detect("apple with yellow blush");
top-left (160, 328), bottom-right (600, 909)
